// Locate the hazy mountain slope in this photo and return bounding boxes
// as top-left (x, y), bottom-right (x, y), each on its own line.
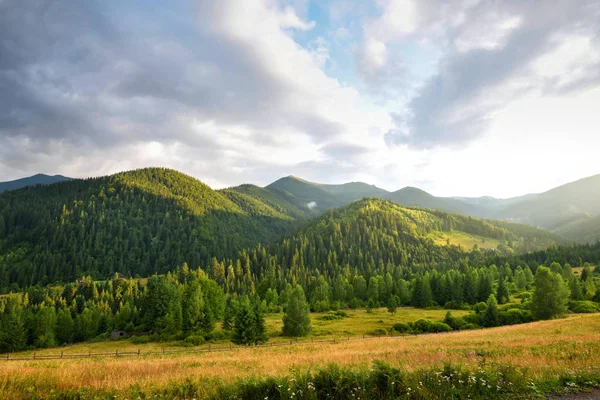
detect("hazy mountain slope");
top-left (0, 168), bottom-right (298, 289)
top-left (385, 187), bottom-right (464, 213)
top-left (552, 214), bottom-right (600, 244)
top-left (495, 174), bottom-right (600, 229)
top-left (449, 193), bottom-right (538, 211)
top-left (317, 181), bottom-right (389, 203)
top-left (266, 176), bottom-right (345, 213)
top-left (0, 174), bottom-right (71, 193)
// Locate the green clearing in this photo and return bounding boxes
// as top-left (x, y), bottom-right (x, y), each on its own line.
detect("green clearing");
top-left (6, 307), bottom-right (468, 357)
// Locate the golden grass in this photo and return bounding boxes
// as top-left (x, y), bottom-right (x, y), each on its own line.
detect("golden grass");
top-left (429, 230), bottom-right (501, 250)
top-left (1, 314), bottom-right (599, 397)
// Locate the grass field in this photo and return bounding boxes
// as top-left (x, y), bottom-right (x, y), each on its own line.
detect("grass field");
top-left (6, 307), bottom-right (469, 357)
top-left (1, 313), bottom-right (599, 399)
top-left (429, 230), bottom-right (501, 250)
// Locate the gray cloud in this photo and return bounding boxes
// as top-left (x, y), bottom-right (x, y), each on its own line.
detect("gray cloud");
top-left (0, 0), bottom-right (354, 182)
top-left (371, 0), bottom-right (600, 148)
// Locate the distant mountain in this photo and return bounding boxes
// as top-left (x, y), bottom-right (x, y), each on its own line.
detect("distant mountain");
top-left (0, 173), bottom-right (71, 193)
top-left (385, 187), bottom-right (490, 217)
top-left (265, 176), bottom-right (389, 214)
top-left (494, 175), bottom-right (600, 229)
top-left (450, 194), bottom-right (539, 211)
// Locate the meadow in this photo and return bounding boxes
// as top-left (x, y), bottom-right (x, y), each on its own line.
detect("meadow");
top-left (0, 311), bottom-right (599, 399)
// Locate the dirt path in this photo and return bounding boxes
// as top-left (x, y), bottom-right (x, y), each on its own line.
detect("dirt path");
top-left (546, 388), bottom-right (600, 399)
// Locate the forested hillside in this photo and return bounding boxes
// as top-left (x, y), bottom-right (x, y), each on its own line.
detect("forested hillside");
top-left (0, 168), bottom-right (302, 291)
top-left (0, 170), bottom-right (561, 294)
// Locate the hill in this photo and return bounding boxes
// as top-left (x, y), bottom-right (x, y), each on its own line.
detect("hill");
top-left (254, 198), bottom-right (560, 289)
top-left (385, 187), bottom-right (489, 217)
top-left (494, 174), bottom-right (600, 240)
top-left (0, 168), bottom-right (300, 291)
top-left (0, 174), bottom-right (71, 193)
top-left (265, 176), bottom-right (389, 213)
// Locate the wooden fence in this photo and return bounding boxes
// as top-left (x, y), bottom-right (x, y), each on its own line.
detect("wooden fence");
top-left (0, 332), bottom-right (431, 361)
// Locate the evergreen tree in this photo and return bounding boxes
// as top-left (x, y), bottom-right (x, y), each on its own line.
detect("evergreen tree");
top-left (568, 276), bottom-right (583, 300)
top-left (411, 277), bottom-right (433, 308)
top-left (387, 295), bottom-right (400, 315)
top-left (531, 267), bottom-right (570, 320)
top-left (233, 297), bottom-right (256, 346)
top-left (496, 277), bottom-right (509, 304)
top-left (0, 296), bottom-right (26, 352)
top-left (222, 296), bottom-right (237, 331)
top-left (251, 296), bottom-right (267, 344)
top-left (483, 294), bottom-right (499, 327)
top-left (282, 285), bottom-right (311, 337)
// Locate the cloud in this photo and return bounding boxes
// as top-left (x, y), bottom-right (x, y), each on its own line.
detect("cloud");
top-left (0, 0), bottom-right (389, 186)
top-left (362, 0), bottom-right (600, 148)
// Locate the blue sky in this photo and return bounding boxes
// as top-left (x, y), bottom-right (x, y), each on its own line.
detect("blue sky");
top-left (1, 0), bottom-right (599, 197)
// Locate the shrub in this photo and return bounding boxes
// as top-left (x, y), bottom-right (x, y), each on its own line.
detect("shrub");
top-left (411, 319), bottom-right (452, 334)
top-left (184, 335), bottom-right (206, 346)
top-left (371, 328), bottom-right (388, 336)
top-left (499, 309), bottom-right (533, 325)
top-left (569, 301), bottom-right (600, 314)
top-left (392, 323), bottom-right (410, 333)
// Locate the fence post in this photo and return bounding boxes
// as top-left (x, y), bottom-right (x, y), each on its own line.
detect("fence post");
top-left (138, 349), bottom-right (140, 356)
top-left (33, 352), bottom-right (36, 360)
top-left (208, 345), bottom-right (211, 352)
top-left (162, 348), bottom-right (165, 354)
top-left (61, 351), bottom-right (63, 359)
top-left (6, 353), bottom-right (9, 360)
top-left (290, 340), bottom-right (292, 345)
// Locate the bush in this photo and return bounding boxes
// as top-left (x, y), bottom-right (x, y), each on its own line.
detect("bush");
top-left (569, 301), bottom-right (600, 314)
top-left (318, 310), bottom-right (349, 321)
top-left (499, 309), bottom-right (533, 325)
top-left (131, 335), bottom-right (152, 344)
top-left (205, 330), bottom-right (230, 342)
top-left (392, 323), bottom-right (410, 333)
top-left (371, 328), bottom-right (388, 336)
top-left (411, 319), bottom-right (452, 334)
top-left (184, 335), bottom-right (206, 346)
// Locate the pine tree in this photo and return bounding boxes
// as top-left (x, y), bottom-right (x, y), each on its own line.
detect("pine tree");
top-left (0, 296), bottom-right (26, 352)
top-left (282, 285), bottom-right (311, 337)
top-left (222, 296), bottom-right (237, 331)
top-left (233, 297), bottom-right (257, 345)
top-left (496, 277), bottom-right (509, 304)
top-left (251, 296), bottom-right (267, 344)
top-left (483, 294), bottom-right (499, 327)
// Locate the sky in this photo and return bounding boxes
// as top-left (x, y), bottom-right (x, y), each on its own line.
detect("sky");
top-left (1, 0), bottom-right (599, 198)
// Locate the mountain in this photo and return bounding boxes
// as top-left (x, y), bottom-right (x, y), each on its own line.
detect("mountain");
top-left (385, 187), bottom-right (489, 217)
top-left (494, 174), bottom-right (600, 234)
top-left (265, 176), bottom-right (389, 214)
top-left (0, 168), bottom-right (303, 290)
top-left (257, 198), bottom-right (561, 285)
top-left (0, 168), bottom-right (561, 292)
top-left (450, 194), bottom-right (539, 211)
top-left (0, 174), bottom-right (71, 193)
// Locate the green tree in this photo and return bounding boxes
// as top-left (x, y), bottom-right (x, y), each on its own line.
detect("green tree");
top-left (568, 276), bottom-right (583, 300)
top-left (387, 295), bottom-right (400, 315)
top-left (55, 308), bottom-right (75, 344)
top-left (496, 277), bottom-right (509, 304)
top-left (282, 285), bottom-right (311, 337)
top-left (0, 296), bottom-right (26, 352)
top-left (182, 280), bottom-right (205, 333)
top-left (222, 296), bottom-right (237, 331)
top-left (531, 266), bottom-right (570, 320)
top-left (482, 294), bottom-right (499, 327)
top-left (232, 296), bottom-right (266, 345)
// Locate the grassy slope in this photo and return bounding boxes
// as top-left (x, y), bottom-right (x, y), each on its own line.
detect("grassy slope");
top-left (1, 314), bottom-right (599, 398)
